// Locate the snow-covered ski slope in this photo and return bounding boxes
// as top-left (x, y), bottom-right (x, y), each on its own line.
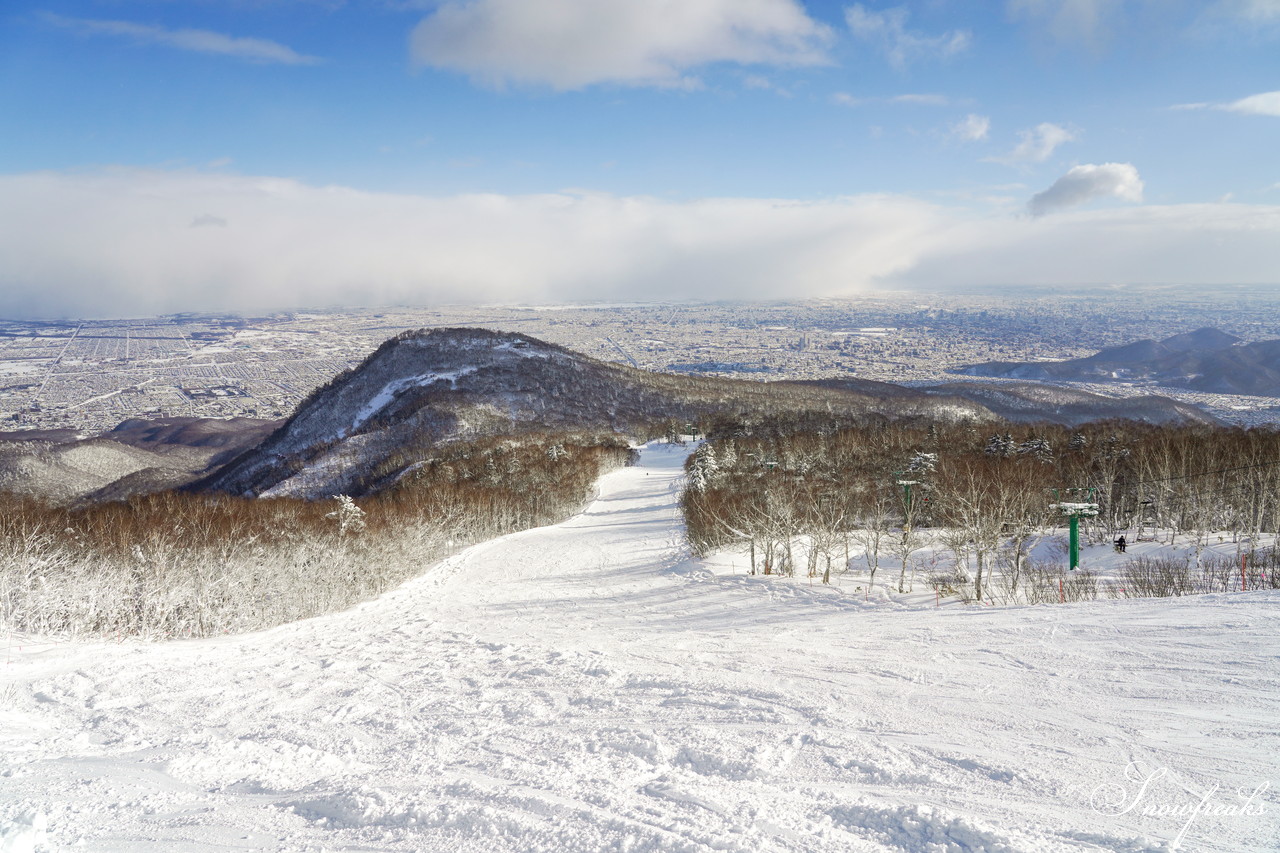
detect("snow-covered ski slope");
top-left (2, 443), bottom-right (1277, 852)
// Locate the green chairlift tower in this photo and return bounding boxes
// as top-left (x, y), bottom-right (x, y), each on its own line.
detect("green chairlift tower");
top-left (1051, 488), bottom-right (1099, 571)
top-left (894, 473), bottom-right (920, 512)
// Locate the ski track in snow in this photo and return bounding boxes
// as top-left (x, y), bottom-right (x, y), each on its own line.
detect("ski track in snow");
top-left (1, 443), bottom-right (1278, 852)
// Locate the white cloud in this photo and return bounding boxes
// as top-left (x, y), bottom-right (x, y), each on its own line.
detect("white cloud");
top-left (409, 0), bottom-right (831, 90)
top-left (951, 114), bottom-right (991, 141)
top-left (990, 122), bottom-right (1076, 165)
top-left (0, 169), bottom-right (941, 317)
top-left (2, 168), bottom-right (1278, 319)
top-left (830, 92), bottom-right (951, 107)
top-left (1173, 90), bottom-right (1280, 116)
top-left (1220, 91), bottom-right (1280, 115)
top-left (43, 14), bottom-right (320, 65)
top-left (889, 93), bottom-right (951, 106)
top-left (845, 4), bottom-right (971, 69)
top-left (1007, 0), bottom-right (1120, 47)
top-left (900, 202), bottom-right (1280, 289)
top-left (1215, 0), bottom-right (1280, 21)
top-left (1013, 1), bottom-right (1280, 45)
top-left (743, 74), bottom-right (791, 96)
top-left (1027, 162), bottom-right (1144, 216)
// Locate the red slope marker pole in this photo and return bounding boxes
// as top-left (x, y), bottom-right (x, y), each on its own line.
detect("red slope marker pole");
top-left (1059, 578), bottom-right (1065, 604)
top-left (1242, 553), bottom-right (1247, 592)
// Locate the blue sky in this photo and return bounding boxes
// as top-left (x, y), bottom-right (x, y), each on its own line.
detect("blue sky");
top-left (1, 1), bottom-right (1278, 317)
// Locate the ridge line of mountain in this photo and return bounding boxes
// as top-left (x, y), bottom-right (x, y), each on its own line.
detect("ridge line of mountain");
top-left (0, 327), bottom-right (1221, 505)
top-left (956, 327), bottom-right (1280, 396)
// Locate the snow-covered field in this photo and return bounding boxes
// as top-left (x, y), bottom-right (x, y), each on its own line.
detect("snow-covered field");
top-left (1, 443), bottom-right (1277, 852)
top-left (698, 516), bottom-right (1277, 609)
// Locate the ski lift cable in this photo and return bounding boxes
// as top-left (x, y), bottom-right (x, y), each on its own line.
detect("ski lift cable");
top-left (1132, 482), bottom-right (1279, 510)
top-left (1124, 457), bottom-right (1280, 487)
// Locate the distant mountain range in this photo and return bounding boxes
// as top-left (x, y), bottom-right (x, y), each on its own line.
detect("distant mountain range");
top-left (956, 327), bottom-right (1280, 396)
top-left (199, 329), bottom-right (1223, 501)
top-left (0, 417), bottom-right (278, 505)
top-left (917, 382), bottom-right (1217, 426)
top-left (0, 328), bottom-right (1222, 505)
top-left (796, 378), bottom-right (1217, 428)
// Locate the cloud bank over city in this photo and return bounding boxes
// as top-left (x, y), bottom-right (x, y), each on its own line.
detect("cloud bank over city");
top-left (2, 168), bottom-right (1277, 319)
top-left (4, 0), bottom-right (1277, 317)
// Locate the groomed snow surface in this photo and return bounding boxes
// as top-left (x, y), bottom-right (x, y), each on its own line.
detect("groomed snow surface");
top-left (2, 443), bottom-right (1277, 852)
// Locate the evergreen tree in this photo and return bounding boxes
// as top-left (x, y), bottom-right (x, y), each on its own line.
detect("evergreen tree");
top-left (1018, 437), bottom-right (1054, 464)
top-left (985, 433), bottom-right (1016, 457)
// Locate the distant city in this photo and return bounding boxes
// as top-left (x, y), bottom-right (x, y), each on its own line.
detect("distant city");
top-left (4, 284), bottom-right (1280, 433)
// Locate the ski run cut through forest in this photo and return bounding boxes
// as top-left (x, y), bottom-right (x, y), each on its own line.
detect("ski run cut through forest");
top-left (1, 443), bottom-right (1277, 852)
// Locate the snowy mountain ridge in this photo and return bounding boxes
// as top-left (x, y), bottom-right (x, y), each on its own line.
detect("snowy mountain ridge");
top-left (196, 328), bottom-right (656, 498)
top-left (0, 416), bottom-right (279, 505)
top-left (349, 368), bottom-right (479, 433)
top-left (956, 326), bottom-right (1280, 395)
top-left (0, 328), bottom-right (1224, 505)
top-left (194, 327), bottom-right (1226, 501)
top-left (195, 327), bottom-right (1002, 500)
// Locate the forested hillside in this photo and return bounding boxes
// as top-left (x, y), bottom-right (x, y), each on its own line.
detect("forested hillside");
top-left (0, 432), bottom-right (630, 637)
top-left (683, 418), bottom-right (1280, 600)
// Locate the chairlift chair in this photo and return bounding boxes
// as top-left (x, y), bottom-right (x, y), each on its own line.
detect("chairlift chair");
top-left (1135, 497), bottom-right (1158, 542)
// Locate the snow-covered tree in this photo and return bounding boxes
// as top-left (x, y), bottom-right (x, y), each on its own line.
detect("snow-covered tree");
top-left (718, 440), bottom-right (738, 469)
top-left (907, 451), bottom-right (937, 474)
top-left (696, 443), bottom-right (719, 474)
top-left (1018, 437), bottom-right (1054, 464)
top-left (326, 494), bottom-right (366, 536)
top-left (688, 465), bottom-right (708, 492)
top-left (689, 444), bottom-right (719, 490)
top-left (1100, 434), bottom-right (1130, 459)
top-left (985, 433), bottom-right (1016, 457)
